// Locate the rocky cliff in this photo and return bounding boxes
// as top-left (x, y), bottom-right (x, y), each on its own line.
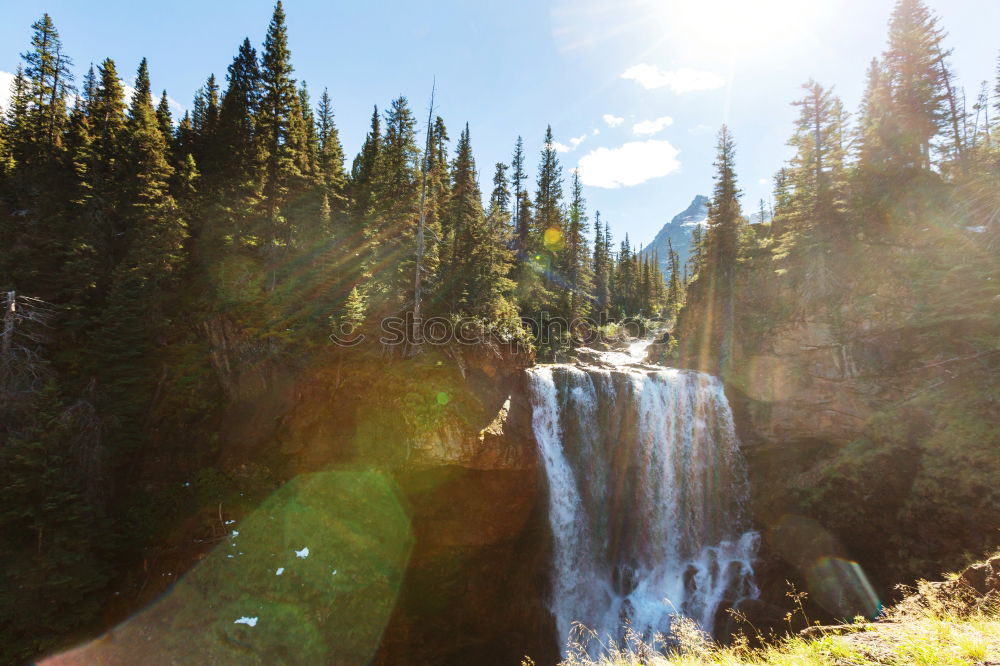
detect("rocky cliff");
top-left (672, 210), bottom-right (1000, 619)
top-left (68, 331), bottom-right (558, 666)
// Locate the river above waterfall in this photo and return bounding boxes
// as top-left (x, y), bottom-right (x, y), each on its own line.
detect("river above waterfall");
top-left (527, 342), bottom-right (759, 655)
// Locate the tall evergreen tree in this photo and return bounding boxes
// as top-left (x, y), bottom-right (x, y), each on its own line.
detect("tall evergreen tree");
top-left (563, 170), bottom-right (593, 321)
top-left (22, 13), bottom-right (74, 155)
top-left (882, 0), bottom-right (950, 170)
top-left (465, 161), bottom-right (516, 321)
top-left (369, 97), bottom-right (419, 314)
top-left (258, 1), bottom-right (307, 282)
top-left (155, 91), bottom-right (172, 140)
top-left (701, 125), bottom-right (743, 375)
top-left (439, 123), bottom-right (482, 310)
top-left (783, 81), bottom-right (848, 243)
top-left (592, 211), bottom-right (610, 320)
top-left (349, 106), bottom-right (381, 229)
top-left (95, 57), bottom-right (186, 445)
top-left (316, 88), bottom-right (346, 225)
top-left (666, 238), bottom-right (682, 314)
top-left (212, 37), bottom-right (262, 254)
top-left (510, 136), bottom-right (529, 262)
top-left (533, 126), bottom-right (564, 312)
top-left (0, 16), bottom-right (75, 296)
top-left (535, 125), bottom-right (564, 250)
top-left (80, 58), bottom-right (128, 282)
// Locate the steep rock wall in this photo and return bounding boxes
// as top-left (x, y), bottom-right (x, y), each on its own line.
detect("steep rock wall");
top-left (674, 237), bottom-right (1000, 617)
top-left (119, 324), bottom-right (558, 665)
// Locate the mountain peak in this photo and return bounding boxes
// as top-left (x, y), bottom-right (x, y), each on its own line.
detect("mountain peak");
top-left (640, 195), bottom-right (709, 276)
top-left (672, 195), bottom-right (709, 228)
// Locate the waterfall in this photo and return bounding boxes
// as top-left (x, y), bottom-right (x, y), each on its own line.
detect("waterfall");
top-left (528, 350), bottom-right (758, 653)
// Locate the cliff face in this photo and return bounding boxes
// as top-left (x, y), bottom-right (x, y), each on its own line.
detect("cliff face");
top-left (674, 215), bottom-right (1000, 615)
top-left (95, 332), bottom-right (557, 666)
top-left (238, 343), bottom-right (557, 665)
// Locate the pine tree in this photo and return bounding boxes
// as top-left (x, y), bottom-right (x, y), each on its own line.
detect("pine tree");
top-left (439, 123), bottom-right (482, 310)
top-left (155, 91), bottom-right (173, 140)
top-left (121, 59), bottom-right (187, 283)
top-left (316, 88), bottom-right (347, 225)
top-left (258, 0), bottom-right (307, 283)
top-left (421, 115), bottom-right (450, 299)
top-left (466, 161), bottom-right (516, 321)
top-left (564, 170), bottom-right (593, 321)
top-left (489, 161), bottom-right (512, 221)
top-left (533, 126), bottom-right (565, 313)
top-left (688, 224), bottom-right (704, 278)
top-left (22, 13), bottom-right (74, 155)
top-left (535, 125), bottom-right (564, 252)
top-left (666, 238), bottom-right (681, 314)
top-left (77, 58), bottom-right (127, 285)
top-left (592, 211), bottom-right (610, 321)
top-left (701, 125), bottom-right (743, 375)
top-left (334, 285), bottom-right (366, 334)
top-left (370, 97), bottom-right (419, 315)
top-left (704, 126), bottom-right (743, 270)
top-left (882, 0), bottom-right (950, 170)
top-left (852, 58), bottom-right (899, 236)
top-left (782, 81), bottom-right (848, 246)
top-left (214, 37), bottom-right (262, 253)
top-left (777, 81), bottom-right (850, 299)
top-left (0, 383), bottom-right (110, 665)
top-left (192, 74), bottom-right (220, 171)
top-left (3, 66), bottom-right (31, 165)
top-left (510, 136), bottom-right (529, 262)
top-left (0, 16), bottom-right (75, 296)
top-left (349, 106), bottom-right (381, 229)
top-left (612, 235), bottom-right (636, 317)
top-left (639, 253), bottom-right (653, 316)
top-left (95, 57), bottom-right (186, 446)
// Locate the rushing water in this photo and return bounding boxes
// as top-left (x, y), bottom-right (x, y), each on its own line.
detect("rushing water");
top-left (527, 343), bottom-right (758, 652)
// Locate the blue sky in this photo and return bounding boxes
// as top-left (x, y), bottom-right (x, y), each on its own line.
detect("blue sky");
top-left (1, 0), bottom-right (997, 247)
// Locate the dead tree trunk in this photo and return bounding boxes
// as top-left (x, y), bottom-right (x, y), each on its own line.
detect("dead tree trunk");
top-left (410, 80), bottom-right (436, 357)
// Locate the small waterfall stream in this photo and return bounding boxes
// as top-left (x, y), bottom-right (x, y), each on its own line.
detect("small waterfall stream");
top-left (527, 343), bottom-right (758, 652)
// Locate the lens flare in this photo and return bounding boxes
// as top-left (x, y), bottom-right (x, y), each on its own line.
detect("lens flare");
top-left (41, 470), bottom-right (413, 665)
top-left (544, 227), bottom-right (565, 251)
top-left (808, 557), bottom-right (882, 620)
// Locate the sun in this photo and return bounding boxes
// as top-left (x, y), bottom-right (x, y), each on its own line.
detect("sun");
top-left (658, 0), bottom-right (827, 58)
top-left (551, 0), bottom-right (829, 60)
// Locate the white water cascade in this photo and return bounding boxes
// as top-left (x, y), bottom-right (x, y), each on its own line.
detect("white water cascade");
top-left (527, 343), bottom-right (758, 653)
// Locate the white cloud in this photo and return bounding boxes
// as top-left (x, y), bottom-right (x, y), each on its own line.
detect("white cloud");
top-left (602, 114), bottom-right (624, 128)
top-left (0, 71), bottom-right (16, 112)
top-left (577, 139), bottom-right (681, 189)
top-left (592, 128), bottom-right (600, 135)
top-left (621, 64), bottom-right (725, 93)
top-left (632, 116), bottom-right (674, 136)
top-left (758, 178), bottom-right (768, 185)
top-left (553, 134), bottom-right (588, 153)
top-left (165, 95), bottom-right (186, 115)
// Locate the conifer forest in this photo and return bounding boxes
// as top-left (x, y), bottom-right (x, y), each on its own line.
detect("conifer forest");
top-left (0, 1), bottom-right (998, 664)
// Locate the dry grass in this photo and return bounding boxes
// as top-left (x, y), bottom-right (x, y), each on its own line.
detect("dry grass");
top-left (529, 582), bottom-right (1000, 666)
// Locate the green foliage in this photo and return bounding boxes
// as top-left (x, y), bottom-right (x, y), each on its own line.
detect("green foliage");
top-left (0, 383), bottom-right (110, 665)
top-left (3, 1), bottom-right (993, 659)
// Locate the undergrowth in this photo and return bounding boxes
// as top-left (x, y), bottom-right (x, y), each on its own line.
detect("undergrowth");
top-left (528, 580), bottom-right (1000, 666)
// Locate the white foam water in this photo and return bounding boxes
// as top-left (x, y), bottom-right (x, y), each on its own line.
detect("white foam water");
top-left (527, 354), bottom-right (758, 655)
